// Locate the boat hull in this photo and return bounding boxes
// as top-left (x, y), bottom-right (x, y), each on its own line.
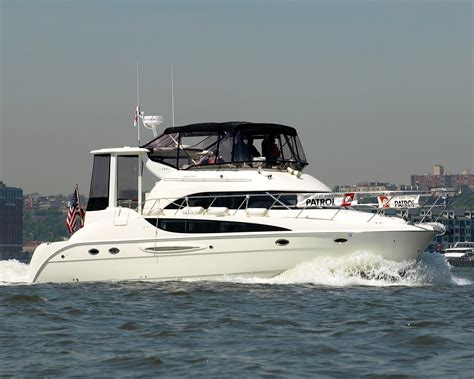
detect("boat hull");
top-left (29, 229), bottom-right (436, 283)
top-left (445, 258), bottom-right (474, 267)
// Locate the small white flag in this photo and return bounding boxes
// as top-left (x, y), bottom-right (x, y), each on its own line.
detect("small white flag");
top-left (133, 105), bottom-right (140, 127)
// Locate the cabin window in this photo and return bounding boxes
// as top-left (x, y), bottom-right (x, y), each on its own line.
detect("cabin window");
top-left (280, 135), bottom-right (297, 162)
top-left (146, 218), bottom-right (290, 233)
top-left (295, 136), bottom-right (306, 162)
top-left (87, 154), bottom-right (110, 211)
top-left (165, 192), bottom-right (299, 210)
top-left (117, 156), bottom-right (138, 208)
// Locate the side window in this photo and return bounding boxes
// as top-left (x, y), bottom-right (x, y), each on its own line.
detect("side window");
top-left (146, 218), bottom-right (290, 233)
top-left (117, 156), bottom-right (138, 208)
top-left (87, 154), bottom-right (110, 211)
top-left (165, 192), bottom-right (299, 210)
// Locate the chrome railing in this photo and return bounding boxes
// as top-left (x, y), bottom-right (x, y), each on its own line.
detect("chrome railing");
top-left (124, 191), bottom-right (454, 223)
top-left (136, 192), bottom-right (371, 222)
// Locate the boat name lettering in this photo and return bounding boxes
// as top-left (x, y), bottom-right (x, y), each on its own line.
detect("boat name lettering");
top-left (306, 198), bottom-right (335, 206)
top-left (394, 200), bottom-right (415, 208)
top-left (377, 195), bottom-right (420, 208)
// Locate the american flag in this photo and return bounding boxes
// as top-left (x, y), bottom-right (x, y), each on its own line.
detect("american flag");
top-left (66, 186), bottom-right (85, 234)
top-left (133, 105), bottom-right (140, 127)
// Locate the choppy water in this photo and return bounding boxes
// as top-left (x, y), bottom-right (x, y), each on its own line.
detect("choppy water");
top-left (1, 252), bottom-right (473, 377)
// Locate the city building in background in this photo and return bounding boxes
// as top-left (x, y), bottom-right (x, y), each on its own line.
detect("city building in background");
top-left (433, 164), bottom-right (444, 176)
top-left (24, 193), bottom-right (69, 211)
top-left (411, 165), bottom-right (474, 193)
top-left (0, 181), bottom-right (23, 259)
top-left (338, 182), bottom-right (397, 193)
top-left (338, 182), bottom-right (422, 193)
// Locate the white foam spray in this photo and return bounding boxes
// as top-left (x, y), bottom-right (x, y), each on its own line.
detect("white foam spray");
top-left (225, 251), bottom-right (471, 287)
top-left (0, 260), bottom-right (32, 285)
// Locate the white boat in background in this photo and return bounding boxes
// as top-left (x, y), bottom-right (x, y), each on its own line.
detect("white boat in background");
top-left (443, 242), bottom-right (474, 267)
top-left (29, 121), bottom-right (445, 283)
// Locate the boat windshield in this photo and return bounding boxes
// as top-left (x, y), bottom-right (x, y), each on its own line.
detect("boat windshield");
top-left (143, 122), bottom-right (308, 170)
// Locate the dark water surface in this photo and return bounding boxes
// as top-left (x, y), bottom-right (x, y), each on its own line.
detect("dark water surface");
top-left (1, 252), bottom-right (473, 377)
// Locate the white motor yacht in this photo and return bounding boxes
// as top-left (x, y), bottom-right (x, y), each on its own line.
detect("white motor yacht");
top-left (443, 242), bottom-right (474, 267)
top-left (29, 122), bottom-right (445, 283)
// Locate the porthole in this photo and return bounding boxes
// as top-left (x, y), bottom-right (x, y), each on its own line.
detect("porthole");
top-left (334, 238), bottom-right (348, 244)
top-left (88, 248), bottom-right (99, 255)
top-left (275, 239), bottom-right (289, 246)
top-left (109, 247), bottom-right (120, 255)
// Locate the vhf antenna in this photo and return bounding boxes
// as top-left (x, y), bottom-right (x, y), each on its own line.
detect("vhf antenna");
top-left (136, 58), bottom-right (141, 145)
top-left (171, 64), bottom-right (175, 127)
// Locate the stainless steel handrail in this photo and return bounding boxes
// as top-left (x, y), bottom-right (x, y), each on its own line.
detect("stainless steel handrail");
top-left (138, 192), bottom-right (355, 222)
top-left (135, 191), bottom-right (448, 223)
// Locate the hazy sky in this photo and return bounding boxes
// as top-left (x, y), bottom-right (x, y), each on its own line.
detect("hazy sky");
top-left (1, 0), bottom-right (472, 195)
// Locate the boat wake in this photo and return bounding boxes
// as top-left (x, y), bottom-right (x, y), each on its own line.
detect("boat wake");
top-left (226, 251), bottom-right (471, 287)
top-left (0, 260), bottom-right (32, 285)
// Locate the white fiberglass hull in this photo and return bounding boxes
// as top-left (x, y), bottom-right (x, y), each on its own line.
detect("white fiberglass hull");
top-left (29, 226), bottom-right (437, 284)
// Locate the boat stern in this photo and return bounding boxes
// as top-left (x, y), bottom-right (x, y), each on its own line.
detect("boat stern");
top-left (28, 241), bottom-right (69, 283)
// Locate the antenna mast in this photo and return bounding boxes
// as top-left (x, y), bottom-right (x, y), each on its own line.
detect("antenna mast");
top-left (171, 64), bottom-right (175, 127)
top-left (135, 58), bottom-right (143, 214)
top-left (136, 58), bottom-right (141, 145)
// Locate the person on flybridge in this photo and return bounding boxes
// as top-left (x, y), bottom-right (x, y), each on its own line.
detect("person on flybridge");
top-left (261, 134), bottom-right (280, 162)
top-left (246, 136), bottom-right (261, 158)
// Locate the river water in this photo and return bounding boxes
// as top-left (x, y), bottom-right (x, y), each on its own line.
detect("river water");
top-left (1, 252), bottom-right (473, 377)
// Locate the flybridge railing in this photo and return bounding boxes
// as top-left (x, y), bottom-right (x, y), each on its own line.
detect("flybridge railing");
top-left (139, 192), bottom-right (299, 217)
top-left (130, 190), bottom-right (455, 223)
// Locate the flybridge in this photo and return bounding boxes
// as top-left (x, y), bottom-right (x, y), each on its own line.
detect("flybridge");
top-left (142, 122), bottom-right (308, 171)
